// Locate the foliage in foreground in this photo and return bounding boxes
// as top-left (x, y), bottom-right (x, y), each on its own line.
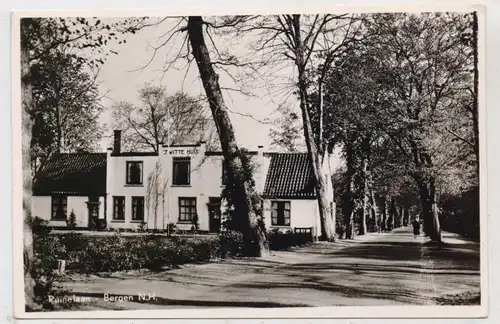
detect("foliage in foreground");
top-left (31, 227), bottom-right (313, 310)
top-left (33, 228), bottom-right (312, 274)
top-left (267, 229), bottom-right (314, 251)
top-left (34, 231), bottom-right (237, 274)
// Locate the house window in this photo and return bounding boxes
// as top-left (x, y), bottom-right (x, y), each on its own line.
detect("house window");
top-left (126, 161), bottom-right (143, 185)
top-left (132, 196), bottom-right (145, 221)
top-left (113, 196), bottom-right (125, 220)
top-left (178, 197), bottom-right (196, 222)
top-left (51, 196), bottom-right (67, 220)
top-left (172, 157), bottom-right (190, 185)
top-left (271, 201), bottom-right (291, 226)
top-left (88, 196), bottom-right (100, 218)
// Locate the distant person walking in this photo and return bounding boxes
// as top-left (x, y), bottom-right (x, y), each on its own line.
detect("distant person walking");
top-left (412, 219), bottom-right (421, 238)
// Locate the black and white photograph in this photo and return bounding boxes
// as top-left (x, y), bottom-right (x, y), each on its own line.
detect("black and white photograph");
top-left (12, 4), bottom-right (487, 318)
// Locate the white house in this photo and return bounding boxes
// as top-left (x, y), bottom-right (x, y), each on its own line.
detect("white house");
top-left (32, 130), bottom-right (335, 237)
top-left (32, 153), bottom-right (107, 229)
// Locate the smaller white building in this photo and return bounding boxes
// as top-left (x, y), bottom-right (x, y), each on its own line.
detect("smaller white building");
top-left (32, 130), bottom-right (335, 237)
top-left (32, 153), bottom-right (107, 229)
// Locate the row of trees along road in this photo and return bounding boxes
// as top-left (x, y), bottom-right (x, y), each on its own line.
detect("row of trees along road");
top-left (180, 13), bottom-right (478, 246)
top-left (21, 12), bottom-right (479, 309)
top-left (314, 13), bottom-right (479, 241)
top-left (269, 13), bottom-right (479, 241)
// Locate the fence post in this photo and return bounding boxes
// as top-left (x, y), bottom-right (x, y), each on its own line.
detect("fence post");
top-left (57, 259), bottom-right (66, 275)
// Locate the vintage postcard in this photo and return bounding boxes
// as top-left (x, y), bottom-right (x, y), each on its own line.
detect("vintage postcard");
top-left (12, 3), bottom-right (488, 319)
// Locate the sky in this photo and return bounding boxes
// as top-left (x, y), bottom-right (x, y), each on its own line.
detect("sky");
top-left (93, 17), bottom-right (299, 151)
top-left (89, 16), bottom-right (344, 171)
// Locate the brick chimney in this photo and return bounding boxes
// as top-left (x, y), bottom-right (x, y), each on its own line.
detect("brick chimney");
top-left (113, 130), bottom-right (122, 154)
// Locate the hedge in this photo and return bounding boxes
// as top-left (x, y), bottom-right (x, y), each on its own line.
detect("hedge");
top-left (267, 229), bottom-right (314, 251)
top-left (31, 224), bottom-right (313, 310)
top-left (33, 228), bottom-right (313, 275)
top-left (33, 231), bottom-right (244, 274)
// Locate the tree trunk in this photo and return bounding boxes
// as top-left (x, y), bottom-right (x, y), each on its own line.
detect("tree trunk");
top-left (389, 198), bottom-right (397, 231)
top-left (154, 195), bottom-right (158, 230)
top-left (381, 196), bottom-right (389, 232)
top-left (187, 16), bottom-right (268, 256)
top-left (317, 79), bottom-right (324, 157)
top-left (369, 183), bottom-right (380, 232)
top-left (399, 205), bottom-right (404, 228)
top-left (417, 178), bottom-right (442, 242)
top-left (291, 15), bottom-right (335, 241)
top-left (342, 141), bottom-right (356, 239)
top-left (359, 136), bottom-right (371, 235)
top-left (342, 178), bottom-right (355, 240)
top-left (56, 105), bottom-right (62, 153)
top-left (472, 11), bottom-right (479, 179)
top-left (21, 18), bottom-right (37, 311)
top-left (359, 158), bottom-right (368, 235)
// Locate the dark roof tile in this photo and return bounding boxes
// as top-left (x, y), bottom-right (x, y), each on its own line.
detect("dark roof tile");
top-left (33, 153), bottom-right (107, 196)
top-left (263, 153), bottom-right (316, 199)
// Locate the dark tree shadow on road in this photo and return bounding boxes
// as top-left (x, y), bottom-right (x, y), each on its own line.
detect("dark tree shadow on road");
top-left (229, 280), bottom-right (426, 305)
top-left (292, 240), bottom-right (481, 271)
top-left (281, 262), bottom-right (480, 274)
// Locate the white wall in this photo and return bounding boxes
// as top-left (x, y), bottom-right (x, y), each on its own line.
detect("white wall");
top-left (262, 198), bottom-right (319, 235)
top-left (105, 144), bottom-right (332, 233)
top-left (106, 152), bottom-right (158, 230)
top-left (67, 197), bottom-right (88, 228)
top-left (32, 195), bottom-right (105, 228)
top-left (31, 196), bottom-right (52, 222)
top-left (33, 145), bottom-right (333, 233)
top-left (106, 144), bottom-right (240, 231)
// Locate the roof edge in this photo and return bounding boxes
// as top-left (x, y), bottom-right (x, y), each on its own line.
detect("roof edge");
top-left (262, 195), bottom-right (317, 200)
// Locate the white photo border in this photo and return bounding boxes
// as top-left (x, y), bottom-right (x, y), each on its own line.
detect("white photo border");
top-left (10, 3), bottom-right (488, 319)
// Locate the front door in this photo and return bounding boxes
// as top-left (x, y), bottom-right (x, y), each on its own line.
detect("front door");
top-left (208, 197), bottom-right (221, 233)
top-left (87, 197), bottom-right (100, 230)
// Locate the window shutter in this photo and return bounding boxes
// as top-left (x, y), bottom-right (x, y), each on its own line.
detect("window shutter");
top-left (271, 202), bottom-right (278, 225)
top-left (284, 206), bottom-right (291, 226)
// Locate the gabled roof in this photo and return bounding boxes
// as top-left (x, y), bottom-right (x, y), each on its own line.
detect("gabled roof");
top-left (33, 153), bottom-right (107, 196)
top-left (263, 153), bottom-right (316, 199)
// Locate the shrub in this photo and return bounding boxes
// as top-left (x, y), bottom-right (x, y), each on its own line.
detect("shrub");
top-left (267, 228), bottom-right (313, 251)
top-left (33, 232), bottom-right (245, 275)
top-left (164, 222), bottom-right (176, 236)
top-left (192, 213), bottom-right (200, 233)
top-left (186, 237), bottom-right (217, 262)
top-left (216, 230), bottom-right (244, 258)
top-left (34, 228), bottom-right (312, 277)
top-left (56, 232), bottom-right (89, 253)
top-left (137, 237), bottom-right (176, 271)
top-left (66, 210), bottom-right (77, 229)
top-left (31, 216), bottom-right (51, 236)
top-left (31, 227), bottom-right (313, 305)
top-left (31, 234), bottom-right (68, 310)
top-left (137, 222), bottom-right (148, 233)
top-left (96, 219), bottom-right (107, 231)
top-left (440, 186), bottom-right (480, 240)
